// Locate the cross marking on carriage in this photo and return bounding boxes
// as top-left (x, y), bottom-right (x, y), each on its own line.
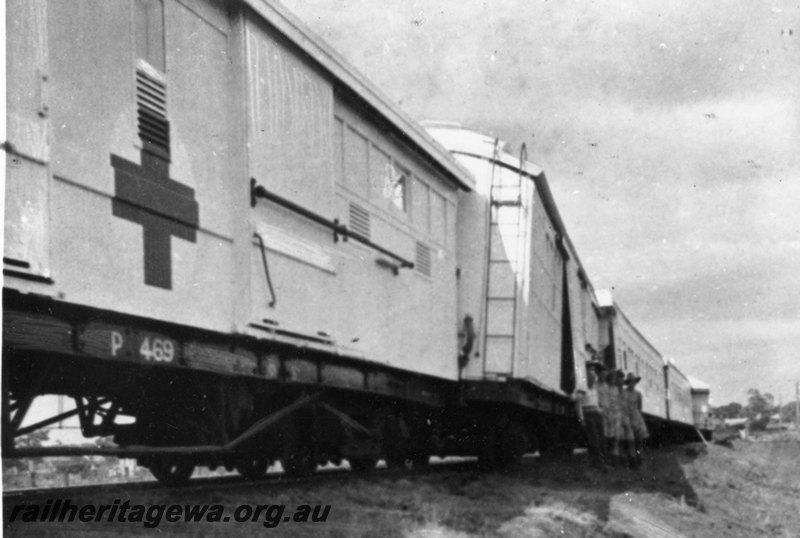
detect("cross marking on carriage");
top-left (110, 150), bottom-right (199, 289)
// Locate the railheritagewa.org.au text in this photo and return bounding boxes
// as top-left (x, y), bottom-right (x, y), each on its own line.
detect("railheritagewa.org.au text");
top-left (8, 499), bottom-right (331, 529)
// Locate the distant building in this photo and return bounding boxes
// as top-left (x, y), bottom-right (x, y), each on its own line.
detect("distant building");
top-left (722, 417), bottom-right (749, 438)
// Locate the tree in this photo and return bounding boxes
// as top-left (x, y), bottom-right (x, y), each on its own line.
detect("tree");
top-left (779, 402), bottom-right (798, 424)
top-left (15, 429), bottom-right (49, 449)
top-left (712, 402), bottom-right (743, 420)
top-left (2, 430), bottom-right (50, 486)
top-left (52, 457), bottom-right (93, 487)
top-left (3, 430), bottom-right (49, 472)
top-left (743, 389), bottom-right (777, 431)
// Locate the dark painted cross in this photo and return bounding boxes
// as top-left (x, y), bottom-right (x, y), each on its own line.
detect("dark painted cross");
top-left (110, 149), bottom-right (199, 289)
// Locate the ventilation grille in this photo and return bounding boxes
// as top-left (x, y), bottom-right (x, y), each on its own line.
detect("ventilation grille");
top-left (416, 242), bottom-right (432, 276)
top-left (349, 203), bottom-right (370, 239)
top-left (136, 70), bottom-right (170, 157)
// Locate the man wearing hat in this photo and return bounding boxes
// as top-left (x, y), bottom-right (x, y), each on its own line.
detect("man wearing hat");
top-left (575, 359), bottom-right (606, 469)
top-left (595, 360), bottom-right (611, 461)
top-left (623, 372), bottom-right (649, 469)
top-left (603, 369), bottom-right (627, 466)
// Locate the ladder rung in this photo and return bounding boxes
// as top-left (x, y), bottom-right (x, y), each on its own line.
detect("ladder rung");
top-left (487, 296), bottom-right (515, 301)
top-left (491, 200), bottom-right (522, 207)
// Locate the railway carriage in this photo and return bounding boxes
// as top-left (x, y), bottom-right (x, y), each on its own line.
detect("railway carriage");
top-left (596, 293), bottom-right (668, 419)
top-left (426, 124), bottom-right (603, 455)
top-left (666, 362), bottom-right (694, 425)
top-left (4, 0), bottom-right (710, 483)
top-left (595, 292), bottom-right (710, 441)
top-left (4, 0), bottom-right (476, 482)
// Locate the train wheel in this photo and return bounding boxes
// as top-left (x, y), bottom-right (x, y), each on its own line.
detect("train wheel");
top-left (148, 457), bottom-right (194, 486)
top-left (283, 446), bottom-right (317, 477)
top-left (236, 455), bottom-right (269, 480)
top-left (539, 437), bottom-right (576, 460)
top-left (479, 420), bottom-right (528, 470)
top-left (385, 453), bottom-right (412, 469)
top-left (411, 453), bottom-right (430, 468)
top-left (496, 421), bottom-right (529, 467)
top-left (348, 457), bottom-right (377, 472)
top-left (382, 413), bottom-right (411, 469)
top-left (478, 428), bottom-right (499, 470)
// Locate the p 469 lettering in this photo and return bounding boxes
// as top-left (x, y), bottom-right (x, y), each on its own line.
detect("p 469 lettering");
top-left (109, 331), bottom-right (175, 362)
top-left (139, 337), bottom-right (175, 362)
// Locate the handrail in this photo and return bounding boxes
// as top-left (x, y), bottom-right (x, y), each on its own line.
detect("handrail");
top-left (253, 232), bottom-right (277, 308)
top-left (250, 178), bottom-right (414, 270)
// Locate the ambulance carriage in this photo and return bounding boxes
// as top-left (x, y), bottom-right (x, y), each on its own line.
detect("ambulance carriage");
top-left (425, 123), bottom-right (604, 461)
top-left (3, 0), bottom-right (480, 483)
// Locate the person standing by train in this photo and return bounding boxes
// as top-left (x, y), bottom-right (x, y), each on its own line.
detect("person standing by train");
top-left (575, 360), bottom-right (605, 469)
top-left (618, 371), bottom-right (636, 468)
top-left (604, 369), bottom-right (624, 465)
top-left (594, 360), bottom-right (610, 463)
top-left (624, 373), bottom-right (649, 469)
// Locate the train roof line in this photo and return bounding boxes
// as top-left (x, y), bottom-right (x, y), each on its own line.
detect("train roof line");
top-left (424, 123), bottom-right (600, 300)
top-left (596, 294), bottom-right (664, 360)
top-left (687, 375), bottom-right (711, 392)
top-left (666, 359), bottom-right (691, 383)
top-left (600, 295), bottom-right (703, 385)
top-left (243, 0), bottom-right (475, 191)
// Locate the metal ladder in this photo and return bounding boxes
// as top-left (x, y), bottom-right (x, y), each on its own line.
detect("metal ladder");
top-left (483, 142), bottom-right (528, 377)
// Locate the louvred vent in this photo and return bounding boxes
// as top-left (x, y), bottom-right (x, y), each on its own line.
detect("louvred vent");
top-left (349, 203), bottom-right (370, 239)
top-left (416, 242), bottom-right (432, 276)
top-left (136, 70), bottom-right (170, 158)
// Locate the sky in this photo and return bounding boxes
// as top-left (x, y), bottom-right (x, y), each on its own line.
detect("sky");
top-left (281, 0), bottom-right (800, 406)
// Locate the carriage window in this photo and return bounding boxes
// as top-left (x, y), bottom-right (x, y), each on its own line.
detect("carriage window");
top-left (134, 0), bottom-right (165, 72)
top-left (390, 167), bottom-right (407, 212)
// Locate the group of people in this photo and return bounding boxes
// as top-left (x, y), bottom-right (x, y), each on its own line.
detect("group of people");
top-left (576, 359), bottom-right (649, 470)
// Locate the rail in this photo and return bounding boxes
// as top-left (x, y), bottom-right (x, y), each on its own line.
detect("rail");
top-left (250, 178), bottom-right (414, 272)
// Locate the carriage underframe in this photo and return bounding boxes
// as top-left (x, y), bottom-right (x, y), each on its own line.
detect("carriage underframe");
top-left (3, 290), bottom-right (586, 484)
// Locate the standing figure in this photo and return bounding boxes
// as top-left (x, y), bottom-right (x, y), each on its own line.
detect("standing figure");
top-left (617, 372), bottom-right (635, 468)
top-left (595, 363), bottom-right (610, 463)
top-left (603, 369), bottom-right (623, 465)
top-left (575, 360), bottom-right (606, 468)
top-left (624, 373), bottom-right (649, 469)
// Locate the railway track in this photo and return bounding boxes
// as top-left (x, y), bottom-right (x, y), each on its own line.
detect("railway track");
top-left (3, 457), bottom-right (482, 503)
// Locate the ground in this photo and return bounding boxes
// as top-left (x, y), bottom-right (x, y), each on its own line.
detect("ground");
top-left (4, 430), bottom-right (799, 537)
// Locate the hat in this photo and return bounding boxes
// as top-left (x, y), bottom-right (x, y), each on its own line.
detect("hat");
top-left (586, 360), bottom-right (605, 371)
top-left (624, 373), bottom-right (641, 385)
top-left (613, 369), bottom-right (625, 379)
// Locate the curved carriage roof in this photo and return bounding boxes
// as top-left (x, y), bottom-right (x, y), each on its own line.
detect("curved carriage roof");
top-left (425, 122), bottom-right (598, 298)
top-left (244, 0), bottom-right (474, 191)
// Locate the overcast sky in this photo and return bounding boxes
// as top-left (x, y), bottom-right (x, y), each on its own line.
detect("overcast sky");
top-left (283, 0), bottom-right (800, 406)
